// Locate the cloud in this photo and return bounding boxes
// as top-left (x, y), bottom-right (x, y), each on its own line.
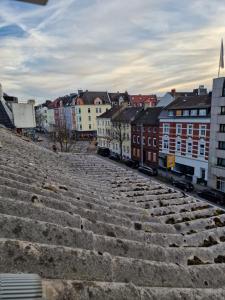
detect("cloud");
top-left (0, 0), bottom-right (224, 103)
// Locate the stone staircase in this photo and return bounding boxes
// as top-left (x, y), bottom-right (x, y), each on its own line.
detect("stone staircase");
top-left (0, 128), bottom-right (225, 299)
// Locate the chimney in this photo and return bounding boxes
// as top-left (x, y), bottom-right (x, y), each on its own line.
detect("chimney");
top-left (171, 88), bottom-right (176, 96)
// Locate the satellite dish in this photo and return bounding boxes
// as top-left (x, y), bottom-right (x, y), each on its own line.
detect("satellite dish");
top-left (15, 0), bottom-right (48, 5)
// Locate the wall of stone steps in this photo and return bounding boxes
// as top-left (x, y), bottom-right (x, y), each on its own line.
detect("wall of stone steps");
top-left (0, 128), bottom-right (225, 299)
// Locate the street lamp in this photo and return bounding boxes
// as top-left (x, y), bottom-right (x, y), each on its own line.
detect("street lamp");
top-left (15, 0), bottom-right (48, 5)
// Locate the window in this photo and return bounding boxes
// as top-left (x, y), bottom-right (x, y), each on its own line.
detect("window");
top-left (88, 116), bottom-right (91, 121)
top-left (163, 138), bottom-right (169, 150)
top-left (127, 146), bottom-right (129, 153)
top-left (176, 124), bottom-right (182, 135)
top-left (127, 133), bottom-right (129, 140)
top-left (199, 143), bottom-right (205, 156)
top-left (219, 141), bottom-right (225, 150)
top-left (187, 141), bottom-right (192, 154)
top-left (133, 135), bottom-right (136, 143)
top-left (96, 108), bottom-right (98, 113)
top-left (99, 108), bottom-right (102, 113)
top-left (137, 149), bottom-right (140, 158)
top-left (142, 136), bottom-right (145, 145)
top-left (123, 145), bottom-right (126, 153)
top-left (199, 109), bottom-right (207, 116)
top-left (153, 127), bottom-right (156, 133)
top-left (221, 106), bottom-right (225, 115)
top-left (163, 124), bottom-right (170, 134)
top-left (218, 158), bottom-right (225, 167)
top-left (148, 127), bottom-right (151, 133)
top-left (199, 125), bottom-right (206, 137)
top-left (183, 110), bottom-right (189, 116)
top-left (190, 110), bottom-right (197, 116)
top-left (176, 140), bottom-right (181, 152)
top-left (137, 136), bottom-right (140, 144)
top-left (217, 177), bottom-right (225, 192)
top-left (153, 138), bottom-right (157, 147)
top-left (80, 124), bottom-right (82, 130)
top-left (78, 108), bottom-right (81, 114)
top-left (88, 108), bottom-right (91, 113)
top-left (89, 124), bottom-right (92, 130)
top-left (220, 124), bottom-right (225, 132)
top-left (153, 153), bottom-right (157, 162)
top-left (148, 137), bottom-right (151, 146)
top-left (168, 111), bottom-right (174, 117)
top-left (187, 124), bottom-right (193, 136)
top-left (176, 110), bottom-right (182, 116)
top-left (148, 151), bottom-right (151, 161)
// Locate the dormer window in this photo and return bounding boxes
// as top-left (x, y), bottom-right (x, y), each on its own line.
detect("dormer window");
top-left (183, 110), bottom-right (189, 116)
top-left (199, 109), bottom-right (207, 116)
top-left (190, 109), bottom-right (197, 116)
top-left (168, 111), bottom-right (174, 117)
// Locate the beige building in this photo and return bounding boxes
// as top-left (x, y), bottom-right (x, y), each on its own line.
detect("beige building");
top-left (74, 91), bottom-right (111, 138)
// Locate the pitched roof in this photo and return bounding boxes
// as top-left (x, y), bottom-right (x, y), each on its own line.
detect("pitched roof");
top-left (132, 107), bottom-right (164, 125)
top-left (97, 106), bottom-right (121, 119)
top-left (112, 107), bottom-right (143, 123)
top-left (0, 101), bottom-right (14, 128)
top-left (165, 94), bottom-right (211, 110)
top-left (108, 92), bottom-right (130, 103)
top-left (78, 91), bottom-right (110, 105)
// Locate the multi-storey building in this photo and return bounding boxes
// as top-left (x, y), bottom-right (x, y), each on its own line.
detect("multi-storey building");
top-left (131, 107), bottom-right (163, 168)
top-left (97, 106), bottom-right (124, 149)
top-left (110, 107), bottom-right (142, 159)
top-left (130, 94), bottom-right (157, 107)
top-left (208, 78), bottom-right (225, 193)
top-left (74, 91), bottom-right (111, 139)
top-left (159, 94), bottom-right (211, 184)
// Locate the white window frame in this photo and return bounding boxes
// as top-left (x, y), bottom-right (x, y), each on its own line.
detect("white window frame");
top-left (199, 125), bottom-right (206, 137)
top-left (163, 138), bottom-right (169, 150)
top-left (176, 139), bottom-right (181, 152)
top-left (187, 124), bottom-right (193, 136)
top-left (176, 124), bottom-right (182, 135)
top-left (163, 123), bottom-right (170, 134)
top-left (153, 138), bottom-right (157, 147)
top-left (199, 141), bottom-right (205, 157)
top-left (187, 140), bottom-right (192, 154)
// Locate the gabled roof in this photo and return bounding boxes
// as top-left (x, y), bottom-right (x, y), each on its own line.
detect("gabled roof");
top-left (112, 107), bottom-right (143, 123)
top-left (132, 107), bottom-right (164, 125)
top-left (108, 92), bottom-right (130, 103)
top-left (97, 106), bottom-right (121, 119)
top-left (165, 94), bottom-right (211, 110)
top-left (0, 101), bottom-right (14, 128)
top-left (78, 91), bottom-right (110, 105)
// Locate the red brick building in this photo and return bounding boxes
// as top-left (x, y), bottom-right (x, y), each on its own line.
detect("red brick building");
top-left (159, 94), bottom-right (211, 184)
top-left (130, 94), bottom-right (157, 107)
top-left (131, 107), bottom-right (163, 168)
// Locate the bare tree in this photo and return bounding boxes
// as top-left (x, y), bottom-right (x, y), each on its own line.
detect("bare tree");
top-left (52, 120), bottom-right (76, 152)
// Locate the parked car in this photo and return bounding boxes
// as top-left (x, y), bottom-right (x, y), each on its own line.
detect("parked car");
top-left (109, 153), bottom-right (120, 161)
top-left (97, 147), bottom-right (110, 157)
top-left (138, 165), bottom-right (158, 176)
top-left (197, 189), bottom-right (225, 205)
top-left (171, 179), bottom-right (194, 192)
top-left (123, 159), bottom-right (139, 169)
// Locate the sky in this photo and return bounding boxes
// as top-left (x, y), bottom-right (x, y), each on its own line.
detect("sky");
top-left (0, 0), bottom-right (225, 103)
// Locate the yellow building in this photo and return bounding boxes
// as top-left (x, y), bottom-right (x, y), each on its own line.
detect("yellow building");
top-left (74, 91), bottom-right (111, 138)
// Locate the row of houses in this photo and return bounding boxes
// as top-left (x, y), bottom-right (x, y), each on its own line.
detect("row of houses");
top-left (97, 79), bottom-right (225, 194)
top-left (35, 90), bottom-right (157, 139)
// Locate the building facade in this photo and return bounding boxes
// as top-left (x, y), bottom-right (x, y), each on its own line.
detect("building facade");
top-left (130, 94), bottom-right (157, 107)
top-left (208, 78), bottom-right (225, 193)
top-left (159, 94), bottom-right (211, 184)
top-left (131, 107), bottom-right (163, 168)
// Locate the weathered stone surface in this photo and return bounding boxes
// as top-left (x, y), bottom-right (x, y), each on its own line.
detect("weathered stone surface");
top-left (0, 128), bottom-right (225, 299)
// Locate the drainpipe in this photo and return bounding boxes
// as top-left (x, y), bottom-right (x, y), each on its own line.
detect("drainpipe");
top-left (140, 123), bottom-right (143, 166)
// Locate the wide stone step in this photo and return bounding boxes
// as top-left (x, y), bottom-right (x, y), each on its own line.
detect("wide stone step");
top-left (43, 281), bottom-right (225, 300)
top-left (1, 239), bottom-right (225, 288)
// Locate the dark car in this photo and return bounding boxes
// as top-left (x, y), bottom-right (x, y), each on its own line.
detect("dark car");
top-left (138, 165), bottom-right (158, 176)
top-left (172, 179), bottom-right (194, 192)
top-left (109, 153), bottom-right (120, 161)
top-left (97, 147), bottom-right (110, 157)
top-left (197, 189), bottom-right (225, 205)
top-left (123, 159), bottom-right (139, 169)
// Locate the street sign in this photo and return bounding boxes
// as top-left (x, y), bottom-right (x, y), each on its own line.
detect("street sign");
top-left (167, 154), bottom-right (175, 169)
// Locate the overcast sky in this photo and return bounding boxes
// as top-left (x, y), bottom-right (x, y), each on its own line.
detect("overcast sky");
top-left (0, 0), bottom-right (224, 103)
